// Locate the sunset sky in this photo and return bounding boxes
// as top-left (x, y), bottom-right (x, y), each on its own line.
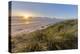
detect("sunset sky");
top-left (11, 1), bottom-right (78, 19)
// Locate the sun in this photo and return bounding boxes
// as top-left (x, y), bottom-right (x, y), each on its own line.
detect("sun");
top-left (23, 16), bottom-right (29, 19)
top-left (22, 14), bottom-right (32, 20)
top-left (22, 13), bottom-right (34, 20)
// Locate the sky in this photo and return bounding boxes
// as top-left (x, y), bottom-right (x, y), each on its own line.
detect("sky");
top-left (11, 1), bottom-right (78, 19)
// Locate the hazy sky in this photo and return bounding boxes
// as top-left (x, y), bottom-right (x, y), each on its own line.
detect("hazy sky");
top-left (11, 1), bottom-right (78, 19)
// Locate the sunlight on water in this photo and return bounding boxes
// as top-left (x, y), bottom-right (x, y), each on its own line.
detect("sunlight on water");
top-left (21, 16), bottom-right (32, 24)
top-left (23, 20), bottom-right (33, 24)
top-left (25, 21), bottom-right (31, 24)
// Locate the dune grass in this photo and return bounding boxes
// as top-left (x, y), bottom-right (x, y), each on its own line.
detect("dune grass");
top-left (10, 19), bottom-right (78, 53)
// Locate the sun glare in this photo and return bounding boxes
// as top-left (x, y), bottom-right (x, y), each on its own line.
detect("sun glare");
top-left (22, 13), bottom-right (33, 20)
top-left (22, 13), bottom-right (34, 20)
top-left (23, 16), bottom-right (29, 19)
